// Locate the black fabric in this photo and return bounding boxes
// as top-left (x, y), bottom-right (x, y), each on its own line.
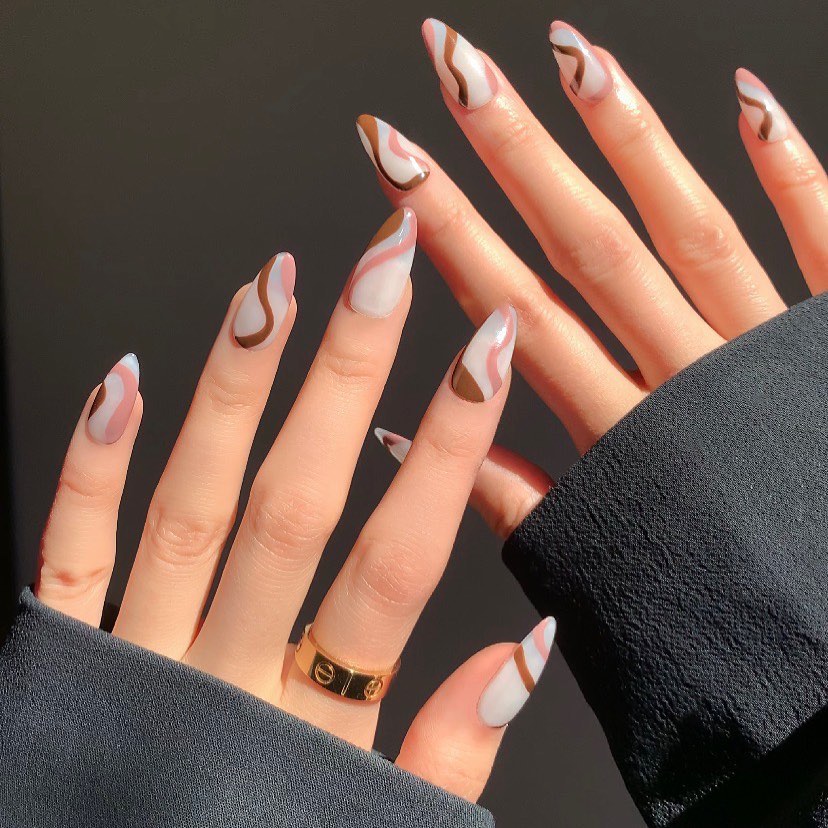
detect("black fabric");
top-left (503, 294), bottom-right (828, 827)
top-left (0, 589), bottom-right (494, 828)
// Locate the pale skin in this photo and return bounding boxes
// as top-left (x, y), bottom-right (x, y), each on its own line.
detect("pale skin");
top-left (34, 20), bottom-right (826, 805)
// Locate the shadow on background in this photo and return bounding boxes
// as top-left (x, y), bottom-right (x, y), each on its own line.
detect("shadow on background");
top-left (0, 1), bottom-right (824, 825)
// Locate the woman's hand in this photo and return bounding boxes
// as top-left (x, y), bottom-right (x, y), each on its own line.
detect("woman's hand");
top-left (32, 208), bottom-right (552, 803)
top-left (359, 19), bottom-right (827, 536)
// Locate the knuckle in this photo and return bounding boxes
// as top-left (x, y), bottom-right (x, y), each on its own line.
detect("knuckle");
top-left (559, 222), bottom-right (640, 287)
top-left (603, 112), bottom-right (659, 160)
top-left (489, 114), bottom-right (543, 160)
top-left (142, 504), bottom-right (233, 569)
top-left (416, 427), bottom-right (483, 467)
top-left (37, 561), bottom-right (113, 601)
top-left (314, 335), bottom-right (384, 388)
top-left (771, 153), bottom-right (827, 196)
top-left (245, 483), bottom-right (340, 565)
top-left (55, 460), bottom-right (117, 515)
top-left (664, 212), bottom-right (741, 273)
top-left (200, 369), bottom-right (261, 419)
top-left (428, 199), bottom-right (477, 248)
top-left (349, 535), bottom-right (438, 613)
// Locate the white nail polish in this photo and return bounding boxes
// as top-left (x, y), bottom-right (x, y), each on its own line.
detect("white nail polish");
top-left (374, 427), bottom-right (412, 463)
top-left (233, 252), bottom-right (296, 350)
top-left (735, 68), bottom-right (787, 143)
top-left (349, 208), bottom-right (416, 318)
top-left (478, 617), bottom-right (556, 728)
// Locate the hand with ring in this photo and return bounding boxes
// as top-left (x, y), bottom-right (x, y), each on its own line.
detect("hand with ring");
top-left (33, 207), bottom-right (555, 803)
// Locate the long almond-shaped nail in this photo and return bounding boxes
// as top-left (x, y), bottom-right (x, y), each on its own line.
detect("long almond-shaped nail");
top-left (348, 208), bottom-right (416, 318)
top-left (233, 252), bottom-right (296, 350)
top-left (87, 353), bottom-right (140, 445)
top-left (478, 617), bottom-right (556, 728)
top-left (735, 68), bottom-right (787, 143)
top-left (548, 22), bottom-right (612, 103)
top-left (374, 427), bottom-right (412, 463)
top-left (422, 19), bottom-right (497, 110)
top-left (356, 115), bottom-right (430, 191)
top-left (451, 304), bottom-right (517, 402)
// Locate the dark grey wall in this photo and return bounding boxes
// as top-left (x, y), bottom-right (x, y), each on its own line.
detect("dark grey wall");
top-left (1, 1), bottom-right (824, 825)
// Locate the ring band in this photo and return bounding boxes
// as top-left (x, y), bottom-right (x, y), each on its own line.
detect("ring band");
top-left (294, 624), bottom-right (400, 703)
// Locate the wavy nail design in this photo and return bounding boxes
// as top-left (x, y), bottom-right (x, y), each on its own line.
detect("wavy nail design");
top-left (735, 68), bottom-right (787, 143)
top-left (451, 304), bottom-right (517, 402)
top-left (374, 427), bottom-right (412, 464)
top-left (478, 617), bottom-right (556, 728)
top-left (233, 252), bottom-right (296, 351)
top-left (422, 19), bottom-right (497, 110)
top-left (356, 115), bottom-right (430, 191)
top-left (548, 22), bottom-right (612, 103)
top-left (87, 353), bottom-right (140, 445)
top-left (348, 208), bottom-right (416, 318)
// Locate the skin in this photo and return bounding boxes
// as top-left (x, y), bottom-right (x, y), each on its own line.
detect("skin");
top-left (34, 21), bottom-right (827, 804)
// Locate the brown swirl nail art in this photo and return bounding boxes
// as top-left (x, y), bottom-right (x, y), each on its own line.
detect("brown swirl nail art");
top-left (233, 252), bottom-right (296, 351)
top-left (87, 353), bottom-right (140, 445)
top-left (548, 22), bottom-right (612, 103)
top-left (356, 115), bottom-right (430, 191)
top-left (451, 304), bottom-right (517, 402)
top-left (422, 19), bottom-right (498, 110)
top-left (735, 68), bottom-right (787, 143)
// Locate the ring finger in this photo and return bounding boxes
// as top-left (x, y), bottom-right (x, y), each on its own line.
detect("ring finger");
top-left (280, 305), bottom-right (515, 746)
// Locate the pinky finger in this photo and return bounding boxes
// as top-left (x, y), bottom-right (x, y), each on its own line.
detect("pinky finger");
top-left (374, 430), bottom-right (552, 539)
top-left (736, 68), bottom-right (828, 295)
top-left (36, 354), bottom-right (141, 626)
top-left (396, 618), bottom-right (556, 802)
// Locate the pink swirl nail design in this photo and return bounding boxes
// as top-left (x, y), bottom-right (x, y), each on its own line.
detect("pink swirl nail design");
top-left (548, 21), bottom-right (612, 103)
top-left (348, 208), bottom-right (416, 318)
top-left (233, 252), bottom-right (296, 351)
top-left (87, 353), bottom-right (140, 445)
top-left (356, 115), bottom-right (430, 191)
top-left (374, 427), bottom-right (412, 464)
top-left (478, 617), bottom-right (556, 728)
top-left (451, 304), bottom-right (517, 402)
top-left (422, 19), bottom-right (498, 110)
top-left (735, 68), bottom-right (787, 143)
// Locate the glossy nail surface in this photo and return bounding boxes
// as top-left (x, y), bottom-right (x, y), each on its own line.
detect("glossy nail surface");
top-left (374, 427), bottom-right (412, 464)
top-left (233, 252), bottom-right (296, 350)
top-left (451, 304), bottom-right (517, 402)
top-left (87, 353), bottom-right (140, 445)
top-left (735, 68), bottom-right (787, 143)
top-left (356, 115), bottom-right (430, 191)
top-left (422, 19), bottom-right (497, 110)
top-left (478, 617), bottom-right (556, 728)
top-left (349, 208), bottom-right (416, 318)
top-left (548, 22), bottom-right (612, 103)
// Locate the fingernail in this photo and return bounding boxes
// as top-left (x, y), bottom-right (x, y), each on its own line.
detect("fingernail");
top-left (451, 304), bottom-right (517, 402)
top-left (548, 21), bottom-right (612, 103)
top-left (421, 19), bottom-right (498, 110)
top-left (233, 252), bottom-right (296, 350)
top-left (735, 68), bottom-right (787, 143)
top-left (356, 115), bottom-right (430, 191)
top-left (87, 353), bottom-right (140, 445)
top-left (348, 208), bottom-right (416, 318)
top-left (478, 617), bottom-right (556, 728)
top-left (374, 427), bottom-right (412, 464)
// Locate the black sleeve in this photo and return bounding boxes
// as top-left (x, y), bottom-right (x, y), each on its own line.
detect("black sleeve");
top-left (0, 589), bottom-right (494, 828)
top-left (503, 293), bottom-right (828, 827)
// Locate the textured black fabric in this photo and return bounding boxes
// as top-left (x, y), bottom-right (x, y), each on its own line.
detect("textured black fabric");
top-left (0, 590), bottom-right (494, 828)
top-left (503, 294), bottom-right (828, 827)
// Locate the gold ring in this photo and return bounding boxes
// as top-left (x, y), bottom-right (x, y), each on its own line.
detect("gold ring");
top-left (294, 624), bottom-right (400, 703)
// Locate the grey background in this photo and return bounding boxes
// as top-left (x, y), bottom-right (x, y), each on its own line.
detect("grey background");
top-left (0, 1), bottom-right (824, 825)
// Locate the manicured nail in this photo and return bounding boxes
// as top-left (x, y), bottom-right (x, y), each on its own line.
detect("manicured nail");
top-left (87, 353), bottom-right (140, 445)
top-left (735, 68), bottom-right (787, 143)
top-left (348, 208), bottom-right (416, 318)
top-left (451, 304), bottom-right (517, 402)
top-left (422, 19), bottom-right (498, 110)
top-left (233, 252), bottom-right (296, 350)
top-left (374, 427), bottom-right (412, 463)
top-left (478, 617), bottom-right (556, 728)
top-left (548, 22), bottom-right (612, 103)
top-left (356, 115), bottom-right (430, 191)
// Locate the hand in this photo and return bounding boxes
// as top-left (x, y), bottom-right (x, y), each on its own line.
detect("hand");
top-left (33, 208), bottom-right (552, 803)
top-left (359, 20), bottom-right (826, 536)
